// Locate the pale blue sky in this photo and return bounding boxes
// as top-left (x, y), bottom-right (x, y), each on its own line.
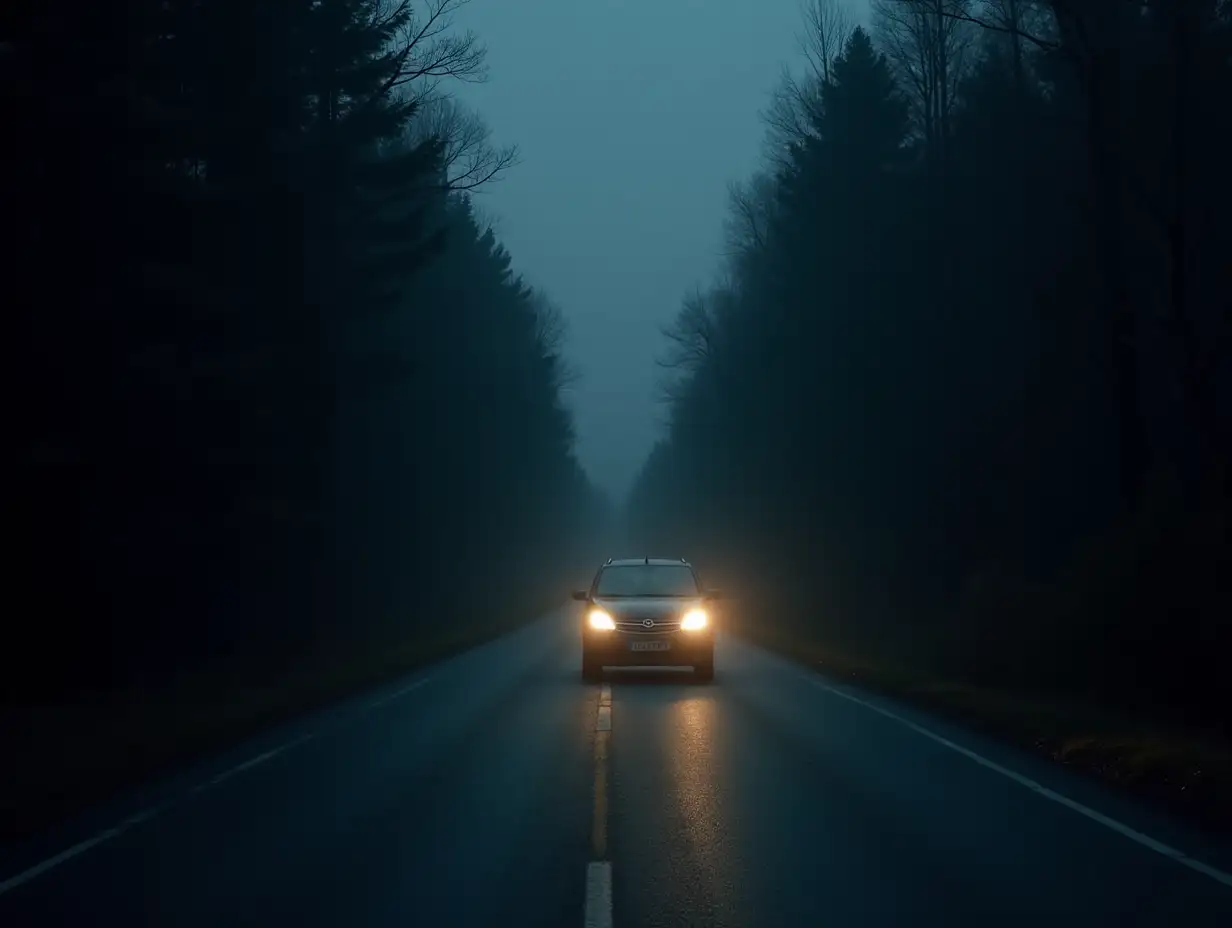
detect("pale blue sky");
top-left (450, 0), bottom-right (868, 500)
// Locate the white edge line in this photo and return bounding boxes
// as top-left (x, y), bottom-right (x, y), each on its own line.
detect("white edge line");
top-left (192, 735), bottom-right (311, 794)
top-left (0, 730), bottom-right (321, 897)
top-left (365, 676), bottom-right (432, 711)
top-left (0, 828), bottom-right (123, 896)
top-left (0, 799), bottom-right (167, 896)
top-left (810, 676), bottom-right (1232, 889)
top-left (583, 861), bottom-right (613, 928)
top-left (596, 705), bottom-right (612, 732)
top-left (0, 673), bottom-right (425, 898)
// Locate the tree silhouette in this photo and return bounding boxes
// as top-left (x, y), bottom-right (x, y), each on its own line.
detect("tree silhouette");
top-left (3, 1), bottom-right (608, 713)
top-left (627, 2), bottom-right (1232, 730)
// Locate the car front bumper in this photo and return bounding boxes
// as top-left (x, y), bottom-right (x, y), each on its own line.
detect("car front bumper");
top-left (582, 629), bottom-right (714, 666)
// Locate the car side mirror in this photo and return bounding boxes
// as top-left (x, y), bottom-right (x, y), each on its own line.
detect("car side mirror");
top-left (571, 590), bottom-right (589, 602)
top-left (703, 588), bottom-right (723, 601)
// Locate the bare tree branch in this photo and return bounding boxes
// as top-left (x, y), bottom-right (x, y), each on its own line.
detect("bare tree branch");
top-left (530, 289), bottom-right (567, 356)
top-left (969, 0), bottom-right (1052, 97)
top-left (926, 0), bottom-right (1168, 227)
top-left (799, 0), bottom-right (854, 84)
top-left (873, 0), bottom-right (978, 152)
top-left (653, 288), bottom-right (718, 404)
top-left (892, 0), bottom-right (1059, 51)
top-left (722, 172), bottom-right (778, 258)
top-left (373, 0), bottom-right (489, 104)
top-left (760, 67), bottom-right (818, 170)
top-left (529, 288), bottom-right (579, 389)
top-left (658, 288), bottom-right (718, 374)
top-left (798, 0), bottom-right (847, 83)
top-left (406, 95), bottom-right (519, 190)
top-left (759, 0), bottom-right (854, 169)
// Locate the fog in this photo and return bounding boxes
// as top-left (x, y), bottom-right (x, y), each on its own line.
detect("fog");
top-left (5, 0), bottom-right (1232, 846)
top-left (452, 0), bottom-right (867, 498)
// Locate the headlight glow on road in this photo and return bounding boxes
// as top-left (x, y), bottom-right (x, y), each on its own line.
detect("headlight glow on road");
top-left (681, 608), bottom-right (708, 631)
top-left (588, 609), bottom-right (615, 631)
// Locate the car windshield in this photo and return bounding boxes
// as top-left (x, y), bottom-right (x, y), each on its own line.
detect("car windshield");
top-left (595, 564), bottom-right (699, 597)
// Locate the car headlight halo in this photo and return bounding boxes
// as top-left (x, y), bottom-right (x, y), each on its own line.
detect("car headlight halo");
top-left (588, 608), bottom-right (615, 631)
top-left (680, 608), bottom-right (708, 631)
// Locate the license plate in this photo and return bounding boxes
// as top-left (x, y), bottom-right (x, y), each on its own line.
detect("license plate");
top-left (630, 640), bottom-right (670, 652)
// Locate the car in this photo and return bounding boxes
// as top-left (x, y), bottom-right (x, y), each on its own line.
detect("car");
top-left (572, 557), bottom-right (722, 683)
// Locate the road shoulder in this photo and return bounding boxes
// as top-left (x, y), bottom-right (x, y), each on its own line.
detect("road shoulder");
top-left (729, 623), bottom-right (1232, 842)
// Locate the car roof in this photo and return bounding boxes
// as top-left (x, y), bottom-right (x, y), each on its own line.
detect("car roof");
top-left (602, 557), bottom-right (692, 567)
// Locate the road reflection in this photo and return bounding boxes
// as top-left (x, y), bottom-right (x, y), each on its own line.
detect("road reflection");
top-left (665, 694), bottom-right (741, 921)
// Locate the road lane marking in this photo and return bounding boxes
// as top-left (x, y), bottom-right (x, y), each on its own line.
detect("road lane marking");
top-left (189, 732), bottom-right (316, 795)
top-left (0, 673), bottom-right (436, 897)
top-left (0, 828), bottom-right (124, 896)
top-left (585, 684), bottom-right (613, 928)
top-left (810, 677), bottom-right (1232, 889)
top-left (592, 686), bottom-right (612, 857)
top-left (0, 731), bottom-right (315, 897)
top-left (365, 676), bottom-right (432, 711)
top-left (583, 861), bottom-right (613, 928)
top-left (0, 805), bottom-right (162, 897)
top-left (592, 732), bottom-right (609, 858)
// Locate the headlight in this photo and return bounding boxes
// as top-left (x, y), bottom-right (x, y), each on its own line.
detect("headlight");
top-left (680, 608), bottom-right (708, 631)
top-left (588, 609), bottom-right (615, 631)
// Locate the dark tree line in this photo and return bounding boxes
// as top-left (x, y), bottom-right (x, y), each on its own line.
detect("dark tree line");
top-left (3, 0), bottom-right (609, 704)
top-left (627, 0), bottom-right (1231, 730)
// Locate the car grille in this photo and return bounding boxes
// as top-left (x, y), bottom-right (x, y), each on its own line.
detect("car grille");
top-left (616, 619), bottom-right (681, 634)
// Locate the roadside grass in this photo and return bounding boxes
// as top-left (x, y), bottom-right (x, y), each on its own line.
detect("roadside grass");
top-left (0, 610), bottom-right (543, 844)
top-left (730, 619), bottom-right (1232, 836)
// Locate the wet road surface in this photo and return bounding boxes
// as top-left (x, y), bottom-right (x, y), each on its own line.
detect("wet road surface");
top-left (2, 606), bottom-right (1231, 926)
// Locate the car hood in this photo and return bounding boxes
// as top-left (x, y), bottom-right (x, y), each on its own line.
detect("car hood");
top-left (590, 596), bottom-right (704, 619)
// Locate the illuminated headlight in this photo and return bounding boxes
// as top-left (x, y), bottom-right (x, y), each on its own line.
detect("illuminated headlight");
top-left (588, 609), bottom-right (615, 631)
top-left (680, 608), bottom-right (708, 631)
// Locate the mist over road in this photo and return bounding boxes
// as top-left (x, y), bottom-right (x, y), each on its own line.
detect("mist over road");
top-left (3, 608), bottom-right (1230, 927)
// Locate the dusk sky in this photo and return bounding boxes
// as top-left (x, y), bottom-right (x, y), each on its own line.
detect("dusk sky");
top-left (452, 0), bottom-right (869, 500)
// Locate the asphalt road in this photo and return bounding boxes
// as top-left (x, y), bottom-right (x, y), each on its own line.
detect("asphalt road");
top-left (2, 605), bottom-right (1232, 927)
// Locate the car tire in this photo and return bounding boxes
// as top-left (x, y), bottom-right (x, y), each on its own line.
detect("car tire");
top-left (693, 658), bottom-right (714, 683)
top-left (582, 653), bottom-right (602, 682)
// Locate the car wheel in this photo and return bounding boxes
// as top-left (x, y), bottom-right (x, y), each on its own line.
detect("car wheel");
top-left (582, 653), bottom-right (602, 682)
top-left (693, 659), bottom-right (714, 683)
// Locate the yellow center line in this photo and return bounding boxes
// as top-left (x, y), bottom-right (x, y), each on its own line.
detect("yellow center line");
top-left (586, 683), bottom-right (613, 927)
top-left (592, 684), bottom-right (611, 859)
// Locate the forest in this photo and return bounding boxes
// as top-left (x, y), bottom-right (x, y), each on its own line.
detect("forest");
top-left (628, 0), bottom-right (1231, 743)
top-left (2, 0), bottom-right (608, 835)
top-left (5, 0), bottom-right (1231, 840)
